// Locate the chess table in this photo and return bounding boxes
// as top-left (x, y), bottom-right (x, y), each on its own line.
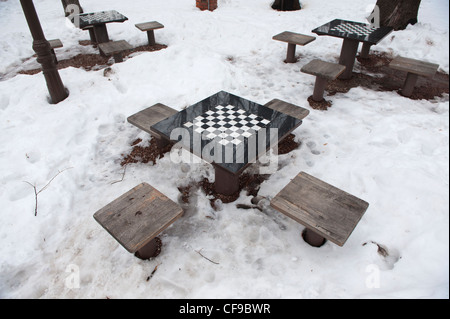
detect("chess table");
top-left (312, 19), bottom-right (393, 79)
top-left (151, 91), bottom-right (304, 196)
top-left (71, 10), bottom-right (128, 44)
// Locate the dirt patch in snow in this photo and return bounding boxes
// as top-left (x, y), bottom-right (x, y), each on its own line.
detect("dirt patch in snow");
top-left (307, 51), bottom-right (449, 110)
top-left (18, 42), bottom-right (167, 75)
top-left (121, 134), bottom-right (299, 205)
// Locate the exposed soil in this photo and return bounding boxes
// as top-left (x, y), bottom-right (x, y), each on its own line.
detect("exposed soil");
top-left (120, 138), bottom-right (173, 167)
top-left (18, 42), bottom-right (167, 75)
top-left (308, 51), bottom-right (449, 110)
top-left (121, 134), bottom-right (300, 206)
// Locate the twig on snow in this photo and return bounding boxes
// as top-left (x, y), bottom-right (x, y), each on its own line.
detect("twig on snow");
top-left (111, 165), bottom-right (127, 185)
top-left (195, 248), bottom-right (219, 265)
top-left (23, 167), bottom-right (73, 216)
top-left (146, 263), bottom-right (162, 281)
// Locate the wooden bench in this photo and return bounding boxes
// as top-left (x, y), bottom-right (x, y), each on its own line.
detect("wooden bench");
top-left (48, 39), bottom-right (63, 49)
top-left (389, 56), bottom-right (439, 97)
top-left (127, 103), bottom-right (178, 148)
top-left (272, 31), bottom-right (316, 63)
top-left (98, 40), bottom-right (133, 63)
top-left (135, 21), bottom-right (164, 46)
top-left (94, 182), bottom-right (183, 259)
top-left (264, 98), bottom-right (310, 121)
top-left (271, 171), bottom-right (369, 247)
top-left (301, 59), bottom-right (346, 102)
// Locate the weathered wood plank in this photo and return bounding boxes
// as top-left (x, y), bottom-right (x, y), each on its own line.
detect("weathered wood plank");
top-left (389, 56), bottom-right (439, 78)
top-left (94, 183), bottom-right (183, 253)
top-left (273, 31), bottom-right (316, 46)
top-left (264, 99), bottom-right (310, 120)
top-left (48, 39), bottom-right (63, 49)
top-left (270, 171), bottom-right (369, 246)
top-left (127, 103), bottom-right (178, 135)
top-left (301, 59), bottom-right (346, 80)
top-left (98, 40), bottom-right (133, 56)
top-left (135, 21), bottom-right (164, 32)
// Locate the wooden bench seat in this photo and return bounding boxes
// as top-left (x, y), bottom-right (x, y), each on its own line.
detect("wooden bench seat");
top-left (389, 56), bottom-right (439, 97)
top-left (48, 39), bottom-right (63, 49)
top-left (48, 39), bottom-right (63, 64)
top-left (273, 31), bottom-right (316, 63)
top-left (301, 59), bottom-right (346, 102)
top-left (94, 182), bottom-right (183, 259)
top-left (264, 98), bottom-right (310, 120)
top-left (98, 40), bottom-right (133, 63)
top-left (127, 103), bottom-right (178, 148)
top-left (135, 21), bottom-right (164, 46)
top-left (271, 171), bottom-right (369, 247)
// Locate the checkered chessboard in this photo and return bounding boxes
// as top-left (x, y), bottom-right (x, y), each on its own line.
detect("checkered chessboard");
top-left (183, 105), bottom-right (271, 146)
top-left (79, 12), bottom-right (112, 23)
top-left (331, 22), bottom-right (377, 37)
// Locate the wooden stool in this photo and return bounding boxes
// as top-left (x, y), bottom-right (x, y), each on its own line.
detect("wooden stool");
top-left (48, 39), bottom-right (63, 64)
top-left (271, 171), bottom-right (369, 247)
top-left (94, 183), bottom-right (183, 259)
top-left (389, 56), bottom-right (439, 97)
top-left (98, 40), bottom-right (133, 63)
top-left (273, 31), bottom-right (316, 63)
top-left (48, 39), bottom-right (63, 49)
top-left (301, 59), bottom-right (346, 102)
top-left (264, 98), bottom-right (310, 121)
top-left (127, 103), bottom-right (178, 149)
top-left (135, 21), bottom-right (164, 46)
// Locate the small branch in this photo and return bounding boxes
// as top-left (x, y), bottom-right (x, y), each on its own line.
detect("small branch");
top-left (24, 167), bottom-right (73, 216)
top-left (23, 181), bottom-right (38, 216)
top-left (111, 165), bottom-right (127, 185)
top-left (195, 249), bottom-right (219, 265)
top-left (38, 167), bottom-right (73, 194)
top-left (146, 263), bottom-right (161, 281)
top-left (236, 203), bottom-right (262, 212)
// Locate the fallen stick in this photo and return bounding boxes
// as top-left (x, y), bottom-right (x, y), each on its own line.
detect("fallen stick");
top-left (24, 167), bottom-right (73, 216)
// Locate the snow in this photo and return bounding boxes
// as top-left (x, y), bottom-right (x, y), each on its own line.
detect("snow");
top-left (0, 0), bottom-right (448, 299)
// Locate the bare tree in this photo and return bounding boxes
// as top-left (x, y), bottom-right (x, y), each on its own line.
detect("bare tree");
top-left (272, 0), bottom-right (301, 11)
top-left (374, 0), bottom-right (421, 30)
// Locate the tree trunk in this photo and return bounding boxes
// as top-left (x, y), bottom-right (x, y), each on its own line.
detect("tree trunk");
top-left (61, 0), bottom-right (83, 17)
top-left (272, 0), bottom-right (301, 11)
top-left (374, 0), bottom-right (421, 30)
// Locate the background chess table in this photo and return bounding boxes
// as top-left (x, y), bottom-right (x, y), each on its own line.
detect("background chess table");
top-left (312, 19), bottom-right (393, 79)
top-left (71, 10), bottom-right (128, 43)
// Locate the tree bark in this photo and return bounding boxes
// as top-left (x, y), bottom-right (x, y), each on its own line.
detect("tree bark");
top-left (374, 0), bottom-right (421, 30)
top-left (272, 0), bottom-right (301, 11)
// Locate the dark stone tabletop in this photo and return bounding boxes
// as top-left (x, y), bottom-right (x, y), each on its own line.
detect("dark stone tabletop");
top-left (71, 10), bottom-right (128, 29)
top-left (151, 91), bottom-right (303, 174)
top-left (312, 19), bottom-right (393, 45)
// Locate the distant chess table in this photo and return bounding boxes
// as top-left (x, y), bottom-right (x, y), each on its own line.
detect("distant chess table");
top-left (71, 10), bottom-right (128, 43)
top-left (312, 19), bottom-right (393, 79)
top-left (151, 91), bottom-right (305, 196)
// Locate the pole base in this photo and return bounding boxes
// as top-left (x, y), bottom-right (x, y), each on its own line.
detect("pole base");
top-left (134, 237), bottom-right (162, 260)
top-left (302, 228), bottom-right (326, 247)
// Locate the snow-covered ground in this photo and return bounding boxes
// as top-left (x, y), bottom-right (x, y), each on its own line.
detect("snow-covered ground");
top-left (0, 0), bottom-right (448, 299)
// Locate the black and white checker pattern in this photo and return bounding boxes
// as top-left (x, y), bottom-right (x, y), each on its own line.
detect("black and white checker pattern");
top-left (79, 12), bottom-right (112, 23)
top-left (331, 22), bottom-right (377, 37)
top-left (183, 105), bottom-right (271, 146)
top-left (77, 10), bottom-right (126, 27)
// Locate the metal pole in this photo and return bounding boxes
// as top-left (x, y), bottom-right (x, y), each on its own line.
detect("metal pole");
top-left (20, 0), bottom-right (68, 104)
